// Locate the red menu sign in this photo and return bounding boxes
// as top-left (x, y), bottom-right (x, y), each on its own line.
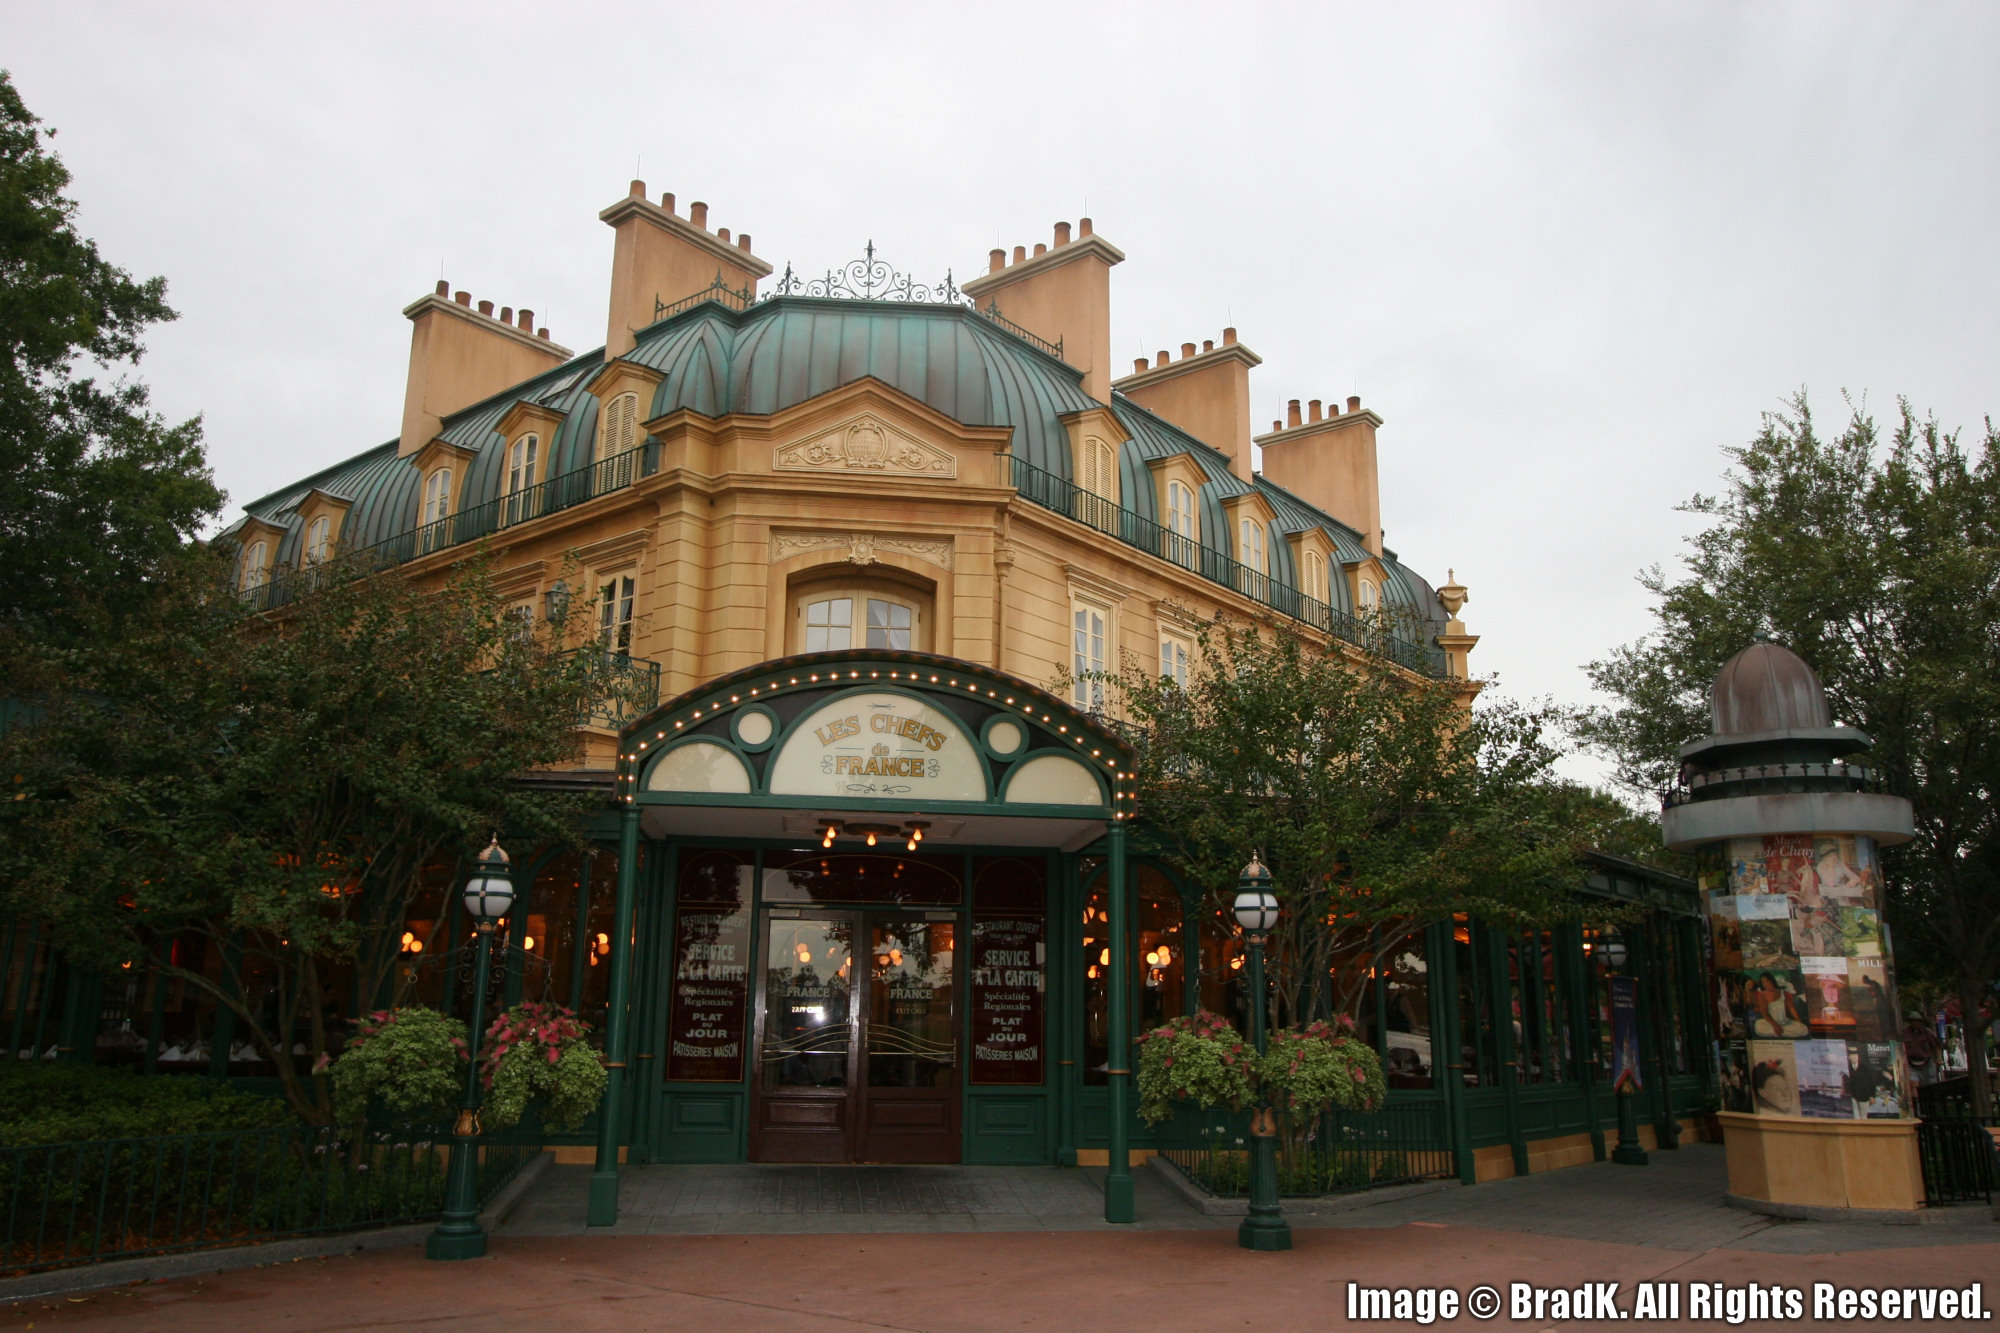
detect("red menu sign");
top-left (969, 915), bottom-right (1044, 1084)
top-left (665, 905), bottom-right (751, 1082)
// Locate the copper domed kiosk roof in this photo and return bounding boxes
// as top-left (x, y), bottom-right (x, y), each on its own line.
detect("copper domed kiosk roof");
top-left (1710, 640), bottom-right (1832, 735)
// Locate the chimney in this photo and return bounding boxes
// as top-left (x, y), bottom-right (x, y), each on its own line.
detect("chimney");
top-left (1108, 328), bottom-right (1262, 477)
top-left (961, 219), bottom-right (1125, 401)
top-left (599, 181), bottom-right (773, 358)
top-left (1253, 396), bottom-right (1386, 554)
top-left (399, 284), bottom-right (574, 456)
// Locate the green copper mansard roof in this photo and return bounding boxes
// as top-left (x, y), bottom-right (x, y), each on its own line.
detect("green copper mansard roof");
top-left (232, 293), bottom-right (1446, 652)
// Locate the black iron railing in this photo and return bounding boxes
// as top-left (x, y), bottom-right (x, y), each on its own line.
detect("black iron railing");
top-left (242, 444), bottom-right (653, 613)
top-left (1662, 760), bottom-right (1885, 809)
top-left (1008, 455), bottom-right (1446, 676)
top-left (573, 650), bottom-right (663, 728)
top-left (0, 1126), bottom-right (537, 1275)
top-left (1161, 1100), bottom-right (1455, 1198)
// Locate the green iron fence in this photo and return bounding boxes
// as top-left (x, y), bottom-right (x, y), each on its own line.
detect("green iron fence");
top-left (1160, 1099), bottom-right (1456, 1199)
top-left (0, 1125), bottom-right (538, 1276)
top-left (1008, 455), bottom-right (1446, 677)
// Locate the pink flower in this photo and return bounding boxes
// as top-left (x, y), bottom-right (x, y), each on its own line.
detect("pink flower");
top-left (547, 1047), bottom-right (560, 1065)
top-left (1351, 1067), bottom-right (1367, 1082)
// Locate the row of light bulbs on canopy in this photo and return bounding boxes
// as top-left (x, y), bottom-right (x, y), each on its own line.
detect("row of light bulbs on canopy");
top-left (819, 819), bottom-right (929, 851)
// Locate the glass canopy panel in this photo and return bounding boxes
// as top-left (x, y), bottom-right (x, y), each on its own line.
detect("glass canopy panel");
top-left (645, 741), bottom-right (752, 794)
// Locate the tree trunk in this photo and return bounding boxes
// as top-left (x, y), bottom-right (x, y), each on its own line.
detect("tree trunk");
top-left (1959, 972), bottom-right (1994, 1118)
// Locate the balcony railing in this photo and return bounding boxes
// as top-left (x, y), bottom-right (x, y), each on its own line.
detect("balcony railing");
top-left (243, 444), bottom-right (653, 613)
top-left (1008, 455), bottom-right (1446, 677)
top-left (1662, 760), bottom-right (1887, 809)
top-left (573, 650), bottom-right (662, 728)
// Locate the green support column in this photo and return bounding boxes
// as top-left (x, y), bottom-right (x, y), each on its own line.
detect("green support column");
top-left (1488, 924), bottom-right (1528, 1177)
top-left (632, 842), bottom-right (674, 1163)
top-left (1432, 921), bottom-right (1477, 1185)
top-left (588, 809), bottom-right (642, 1226)
top-left (1567, 924), bottom-right (1607, 1163)
top-left (1102, 825), bottom-right (1134, 1223)
top-left (1054, 855), bottom-right (1078, 1168)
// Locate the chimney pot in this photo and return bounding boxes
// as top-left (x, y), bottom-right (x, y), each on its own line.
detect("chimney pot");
top-left (1156, 350), bottom-right (1170, 367)
top-left (477, 299), bottom-right (494, 317)
top-left (1181, 342), bottom-right (1196, 359)
top-left (1054, 221), bottom-right (1072, 245)
top-left (500, 306), bottom-right (513, 324)
top-left (689, 201), bottom-right (709, 228)
top-left (1287, 399), bottom-right (1303, 428)
top-left (454, 290), bottom-right (472, 306)
top-left (518, 309), bottom-right (533, 329)
top-left (660, 192), bottom-right (675, 214)
top-left (1309, 399), bottom-right (1322, 422)
top-left (1202, 339), bottom-right (1214, 352)
top-left (1347, 395), bottom-right (1361, 413)
top-left (1223, 326), bottom-right (1238, 346)
top-left (1134, 357), bottom-right (1148, 373)
top-left (717, 227), bottom-right (731, 244)
top-left (1273, 420), bottom-right (1283, 433)
top-left (1078, 217), bottom-right (1093, 236)
top-left (1034, 242), bottom-right (1047, 257)
top-left (1013, 245), bottom-right (1027, 264)
top-left (538, 328), bottom-right (550, 339)
top-left (738, 233), bottom-right (752, 251)
top-left (988, 248), bottom-right (1005, 273)
top-left (629, 179), bottom-right (646, 198)
top-left (434, 279), bottom-right (449, 297)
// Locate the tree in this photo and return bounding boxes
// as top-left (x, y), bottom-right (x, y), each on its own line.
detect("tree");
top-left (0, 550), bottom-right (614, 1124)
top-left (0, 69), bottom-right (222, 640)
top-left (1095, 619), bottom-right (1599, 1031)
top-left (1578, 392), bottom-right (2000, 1112)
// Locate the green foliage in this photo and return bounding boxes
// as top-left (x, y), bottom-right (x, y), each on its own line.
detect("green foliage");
top-left (0, 70), bottom-right (222, 639)
top-left (478, 1002), bottom-right (606, 1133)
top-left (1134, 1011), bottom-right (1258, 1125)
top-left (0, 1064), bottom-right (290, 1146)
top-left (1577, 391), bottom-right (2000, 1110)
top-left (1254, 1017), bottom-right (1386, 1116)
top-left (329, 1007), bottom-right (467, 1128)
top-left (0, 551), bottom-right (604, 1125)
top-left (1093, 620), bottom-right (1590, 1026)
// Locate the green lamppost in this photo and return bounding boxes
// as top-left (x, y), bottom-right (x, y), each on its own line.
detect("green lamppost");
top-left (426, 836), bottom-right (513, 1261)
top-left (1233, 855), bottom-right (1291, 1253)
top-left (1601, 930), bottom-right (1649, 1167)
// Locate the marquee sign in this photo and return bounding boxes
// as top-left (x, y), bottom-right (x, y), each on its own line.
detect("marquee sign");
top-left (769, 692), bottom-right (987, 802)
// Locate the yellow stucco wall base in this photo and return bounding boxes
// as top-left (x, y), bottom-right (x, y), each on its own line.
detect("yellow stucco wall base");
top-left (551, 1146), bottom-right (629, 1165)
top-left (1717, 1112), bottom-right (1924, 1211)
top-left (1075, 1149), bottom-right (1158, 1167)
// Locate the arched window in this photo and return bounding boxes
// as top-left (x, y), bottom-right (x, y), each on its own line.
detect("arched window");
top-left (794, 579), bottom-right (929, 653)
top-left (504, 434), bottom-right (539, 525)
top-left (1165, 479), bottom-right (1197, 567)
top-left (1359, 578), bottom-right (1378, 612)
top-left (1238, 518), bottom-right (1266, 574)
top-left (239, 539), bottom-right (268, 591)
top-left (600, 392), bottom-right (638, 461)
top-left (422, 468), bottom-right (452, 525)
top-left (304, 516), bottom-right (330, 565)
top-left (1078, 436), bottom-right (1117, 533)
top-left (1303, 550), bottom-right (1327, 605)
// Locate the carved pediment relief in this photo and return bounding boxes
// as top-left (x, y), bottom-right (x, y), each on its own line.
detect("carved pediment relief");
top-left (770, 530), bottom-right (955, 571)
top-left (774, 415), bottom-right (956, 479)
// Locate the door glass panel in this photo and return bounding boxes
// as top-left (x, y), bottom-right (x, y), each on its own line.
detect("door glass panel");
top-left (760, 917), bottom-right (852, 1089)
top-left (867, 920), bottom-right (955, 1087)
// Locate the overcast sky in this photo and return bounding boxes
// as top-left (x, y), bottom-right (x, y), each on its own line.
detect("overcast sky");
top-left (9, 2), bottom-right (1997, 787)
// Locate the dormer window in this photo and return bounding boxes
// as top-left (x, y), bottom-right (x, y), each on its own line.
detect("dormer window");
top-left (1238, 518), bottom-right (1266, 575)
top-left (1165, 479), bottom-right (1198, 567)
top-left (1077, 436), bottom-right (1118, 533)
top-left (1359, 578), bottom-right (1379, 612)
top-left (600, 392), bottom-right (639, 462)
top-left (504, 434), bottom-right (539, 526)
top-left (240, 539), bottom-right (268, 591)
top-left (1303, 549), bottom-right (1327, 605)
top-left (304, 516), bottom-right (330, 565)
top-left (422, 468), bottom-right (452, 526)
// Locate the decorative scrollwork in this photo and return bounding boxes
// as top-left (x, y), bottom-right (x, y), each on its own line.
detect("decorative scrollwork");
top-left (768, 241), bottom-right (967, 304)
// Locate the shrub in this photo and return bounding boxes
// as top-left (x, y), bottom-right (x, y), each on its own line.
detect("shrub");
top-left (0, 1064), bottom-right (291, 1146)
top-left (1134, 1011), bottom-right (1258, 1126)
top-left (478, 1003), bottom-right (606, 1133)
top-left (329, 1007), bottom-right (467, 1128)
top-left (1254, 1016), bottom-right (1387, 1116)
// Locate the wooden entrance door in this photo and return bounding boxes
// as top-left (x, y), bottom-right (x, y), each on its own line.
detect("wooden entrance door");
top-left (749, 909), bottom-right (960, 1163)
